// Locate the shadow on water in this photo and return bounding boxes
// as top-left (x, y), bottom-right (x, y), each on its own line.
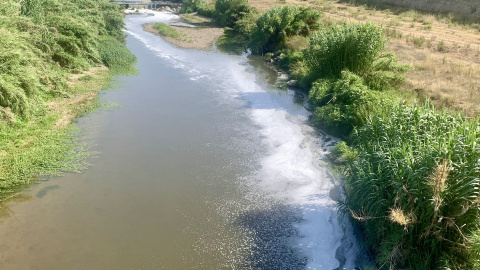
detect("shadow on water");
top-left (36, 185), bottom-right (60, 198)
top-left (235, 204), bottom-right (308, 270)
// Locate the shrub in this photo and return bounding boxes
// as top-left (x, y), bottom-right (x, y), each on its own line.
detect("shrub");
top-left (305, 22), bottom-right (385, 78)
top-left (248, 6), bottom-right (322, 54)
top-left (342, 103), bottom-right (480, 269)
top-left (305, 22), bottom-right (408, 91)
top-left (437, 40), bottom-right (448, 52)
top-left (308, 71), bottom-right (395, 138)
top-left (215, 0), bottom-right (254, 28)
top-left (180, 0), bottom-right (215, 17)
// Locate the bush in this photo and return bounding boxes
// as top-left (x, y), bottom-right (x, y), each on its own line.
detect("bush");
top-left (215, 0), bottom-right (254, 28)
top-left (248, 6), bottom-right (322, 54)
top-left (308, 71), bottom-right (395, 138)
top-left (180, 0), bottom-right (215, 17)
top-left (342, 103), bottom-right (480, 269)
top-left (304, 22), bottom-right (408, 91)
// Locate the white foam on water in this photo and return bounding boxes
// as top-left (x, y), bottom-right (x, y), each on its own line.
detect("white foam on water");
top-left (125, 11), bottom-right (360, 269)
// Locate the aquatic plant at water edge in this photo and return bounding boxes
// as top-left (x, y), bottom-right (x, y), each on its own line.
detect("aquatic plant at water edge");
top-left (308, 71), bottom-right (396, 138)
top-left (342, 103), bottom-right (480, 269)
top-left (98, 36), bottom-right (137, 75)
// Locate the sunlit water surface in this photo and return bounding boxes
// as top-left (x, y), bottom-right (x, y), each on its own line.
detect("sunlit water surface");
top-left (0, 11), bottom-right (362, 270)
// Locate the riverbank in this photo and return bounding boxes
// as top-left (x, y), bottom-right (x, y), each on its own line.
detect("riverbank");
top-left (0, 66), bottom-right (119, 202)
top-left (172, 0), bottom-right (480, 116)
top-left (143, 14), bottom-right (223, 51)
top-left (0, 0), bottom-right (136, 201)
top-left (162, 2), bottom-right (480, 269)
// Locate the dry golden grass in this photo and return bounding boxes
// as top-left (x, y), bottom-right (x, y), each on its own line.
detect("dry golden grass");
top-left (389, 207), bottom-right (412, 228)
top-left (248, 0), bottom-right (480, 116)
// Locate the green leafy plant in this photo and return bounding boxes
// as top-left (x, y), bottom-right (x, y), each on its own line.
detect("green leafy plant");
top-left (215, 0), bottom-right (253, 28)
top-left (304, 22), bottom-right (408, 90)
top-left (308, 71), bottom-right (396, 137)
top-left (342, 102), bottom-right (480, 269)
top-left (248, 6), bottom-right (322, 54)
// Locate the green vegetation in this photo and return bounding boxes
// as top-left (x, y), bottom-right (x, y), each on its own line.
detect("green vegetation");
top-left (153, 22), bottom-right (183, 39)
top-left (0, 0), bottom-right (136, 200)
top-left (215, 3), bottom-right (480, 268)
top-left (0, 121), bottom-right (90, 199)
top-left (215, 0), bottom-right (254, 29)
top-left (181, 13), bottom-right (209, 23)
top-left (249, 6), bottom-right (322, 54)
top-left (342, 103), bottom-right (480, 269)
top-left (180, 0), bottom-right (215, 17)
top-left (304, 23), bottom-right (408, 91)
top-left (307, 71), bottom-right (396, 138)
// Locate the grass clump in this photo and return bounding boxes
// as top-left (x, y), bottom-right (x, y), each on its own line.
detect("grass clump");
top-left (301, 23), bottom-right (408, 91)
top-left (98, 37), bottom-right (137, 75)
top-left (296, 22), bottom-right (408, 92)
top-left (342, 103), bottom-right (480, 269)
top-left (153, 23), bottom-right (183, 39)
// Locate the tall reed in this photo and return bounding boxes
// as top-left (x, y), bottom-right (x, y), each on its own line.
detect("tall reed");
top-left (342, 102), bottom-right (480, 269)
top-left (304, 22), bottom-right (407, 91)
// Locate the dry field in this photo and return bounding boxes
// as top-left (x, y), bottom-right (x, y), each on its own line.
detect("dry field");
top-left (248, 0), bottom-right (480, 116)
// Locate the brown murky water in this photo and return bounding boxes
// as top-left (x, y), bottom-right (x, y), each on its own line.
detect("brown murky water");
top-left (0, 12), bottom-right (360, 270)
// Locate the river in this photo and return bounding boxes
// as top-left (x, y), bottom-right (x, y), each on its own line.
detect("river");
top-left (0, 11), bottom-right (361, 269)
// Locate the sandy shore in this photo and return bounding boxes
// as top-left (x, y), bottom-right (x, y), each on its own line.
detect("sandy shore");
top-left (143, 21), bottom-right (224, 51)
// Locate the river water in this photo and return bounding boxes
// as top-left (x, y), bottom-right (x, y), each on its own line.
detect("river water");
top-left (0, 12), bottom-right (361, 269)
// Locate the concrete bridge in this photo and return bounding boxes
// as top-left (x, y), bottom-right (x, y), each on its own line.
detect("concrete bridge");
top-left (112, 1), bottom-right (181, 9)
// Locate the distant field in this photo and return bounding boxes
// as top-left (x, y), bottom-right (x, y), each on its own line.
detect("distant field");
top-left (247, 0), bottom-right (480, 116)
top-left (343, 0), bottom-right (480, 18)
